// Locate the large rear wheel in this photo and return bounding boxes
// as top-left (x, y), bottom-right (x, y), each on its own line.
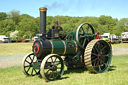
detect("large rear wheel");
top-left (84, 39), bottom-right (112, 73)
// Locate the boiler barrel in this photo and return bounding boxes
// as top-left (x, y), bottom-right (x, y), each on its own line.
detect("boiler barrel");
top-left (33, 40), bottom-right (78, 57)
top-left (49, 40), bottom-right (78, 55)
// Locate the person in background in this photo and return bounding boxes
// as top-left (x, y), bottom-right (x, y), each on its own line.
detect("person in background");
top-left (95, 32), bottom-right (101, 39)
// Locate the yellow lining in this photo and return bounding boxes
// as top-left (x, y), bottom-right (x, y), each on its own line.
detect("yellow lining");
top-left (61, 40), bottom-right (66, 55)
top-left (49, 40), bottom-right (54, 54)
top-left (73, 40), bottom-right (78, 53)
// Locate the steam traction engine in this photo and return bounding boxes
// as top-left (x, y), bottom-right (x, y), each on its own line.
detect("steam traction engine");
top-left (21, 7), bottom-right (112, 81)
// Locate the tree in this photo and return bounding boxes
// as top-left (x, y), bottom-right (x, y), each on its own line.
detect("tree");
top-left (8, 10), bottom-right (20, 25)
top-left (20, 14), bottom-right (34, 20)
top-left (117, 18), bottom-right (128, 32)
top-left (52, 16), bottom-right (69, 25)
top-left (17, 18), bottom-right (39, 39)
top-left (113, 24), bottom-right (125, 36)
top-left (0, 12), bottom-right (7, 21)
top-left (0, 19), bottom-right (15, 36)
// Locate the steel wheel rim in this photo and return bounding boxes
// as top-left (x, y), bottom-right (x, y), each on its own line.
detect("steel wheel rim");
top-left (21, 53), bottom-right (40, 76)
top-left (92, 40), bottom-right (112, 73)
top-left (40, 54), bottom-right (64, 81)
top-left (85, 40), bottom-right (112, 73)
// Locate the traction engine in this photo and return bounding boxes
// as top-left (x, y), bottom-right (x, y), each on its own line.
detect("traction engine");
top-left (21, 7), bottom-right (112, 81)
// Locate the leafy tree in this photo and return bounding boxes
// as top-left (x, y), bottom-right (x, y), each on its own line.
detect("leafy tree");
top-left (117, 18), bottom-right (128, 32)
top-left (0, 19), bottom-right (15, 36)
top-left (8, 10), bottom-right (20, 25)
top-left (20, 14), bottom-right (34, 20)
top-left (52, 16), bottom-right (69, 25)
top-left (0, 12), bottom-right (7, 21)
top-left (113, 24), bottom-right (124, 36)
top-left (17, 18), bottom-right (39, 39)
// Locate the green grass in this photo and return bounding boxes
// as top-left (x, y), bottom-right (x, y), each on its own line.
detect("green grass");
top-left (112, 43), bottom-right (128, 48)
top-left (0, 55), bottom-right (128, 85)
top-left (0, 43), bottom-right (33, 55)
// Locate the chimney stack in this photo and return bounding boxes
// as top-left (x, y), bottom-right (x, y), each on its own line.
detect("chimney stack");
top-left (39, 7), bottom-right (47, 39)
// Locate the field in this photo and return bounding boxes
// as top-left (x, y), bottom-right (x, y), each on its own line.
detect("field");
top-left (0, 43), bottom-right (32, 55)
top-left (0, 42), bottom-right (128, 55)
top-left (0, 43), bottom-right (128, 85)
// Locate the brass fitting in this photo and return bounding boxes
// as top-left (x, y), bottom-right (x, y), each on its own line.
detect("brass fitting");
top-left (39, 7), bottom-right (47, 11)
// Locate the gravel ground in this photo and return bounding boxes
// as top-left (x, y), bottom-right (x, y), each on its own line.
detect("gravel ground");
top-left (0, 54), bottom-right (25, 68)
top-left (0, 48), bottom-right (128, 68)
top-left (112, 48), bottom-right (128, 55)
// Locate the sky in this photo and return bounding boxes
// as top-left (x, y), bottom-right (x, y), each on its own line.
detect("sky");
top-left (0, 0), bottom-right (128, 20)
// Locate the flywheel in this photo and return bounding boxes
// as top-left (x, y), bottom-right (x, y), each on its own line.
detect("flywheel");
top-left (84, 39), bottom-right (112, 73)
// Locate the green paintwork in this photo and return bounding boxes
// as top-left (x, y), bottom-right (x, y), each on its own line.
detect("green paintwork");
top-left (51, 40), bottom-right (77, 56)
top-left (67, 32), bottom-right (76, 40)
top-left (33, 62), bottom-right (40, 69)
top-left (51, 40), bottom-right (64, 55)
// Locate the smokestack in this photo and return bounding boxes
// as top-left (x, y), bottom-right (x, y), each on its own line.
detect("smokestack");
top-left (39, 7), bottom-right (47, 39)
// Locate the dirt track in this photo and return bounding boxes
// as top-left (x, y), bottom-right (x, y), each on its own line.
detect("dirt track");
top-left (112, 48), bottom-right (128, 55)
top-left (0, 48), bottom-right (128, 68)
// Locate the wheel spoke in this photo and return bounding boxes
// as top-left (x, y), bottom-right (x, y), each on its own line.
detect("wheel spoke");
top-left (26, 66), bottom-right (31, 73)
top-left (91, 52), bottom-right (98, 56)
top-left (81, 26), bottom-right (85, 34)
top-left (51, 57), bottom-right (54, 64)
top-left (46, 69), bottom-right (50, 76)
top-left (99, 65), bottom-right (101, 71)
top-left (101, 46), bottom-right (106, 52)
top-left (82, 38), bottom-right (86, 47)
top-left (25, 59), bottom-right (30, 64)
top-left (52, 71), bottom-right (55, 79)
top-left (53, 57), bottom-right (57, 65)
top-left (57, 67), bottom-right (61, 69)
top-left (56, 70), bottom-right (59, 75)
top-left (93, 60), bottom-right (97, 67)
top-left (33, 68), bottom-right (38, 74)
top-left (92, 58), bottom-right (98, 62)
top-left (44, 66), bottom-right (52, 69)
top-left (32, 55), bottom-right (35, 62)
top-left (31, 68), bottom-right (34, 75)
top-left (55, 62), bottom-right (61, 66)
top-left (95, 45), bottom-right (100, 54)
top-left (103, 54), bottom-right (109, 57)
top-left (96, 60), bottom-right (99, 66)
top-left (86, 25), bottom-right (89, 33)
top-left (100, 60), bottom-right (107, 67)
top-left (49, 72), bottom-right (53, 79)
top-left (29, 56), bottom-right (32, 62)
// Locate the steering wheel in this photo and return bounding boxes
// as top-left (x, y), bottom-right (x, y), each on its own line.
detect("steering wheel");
top-left (76, 23), bottom-right (95, 49)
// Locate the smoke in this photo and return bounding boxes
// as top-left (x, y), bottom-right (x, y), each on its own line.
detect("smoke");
top-left (44, 2), bottom-right (67, 11)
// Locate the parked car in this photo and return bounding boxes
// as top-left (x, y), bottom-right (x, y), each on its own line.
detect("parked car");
top-left (0, 35), bottom-right (9, 43)
top-left (111, 38), bottom-right (121, 44)
top-left (121, 32), bottom-right (128, 43)
top-left (16, 39), bottom-right (25, 42)
top-left (24, 39), bottom-right (31, 42)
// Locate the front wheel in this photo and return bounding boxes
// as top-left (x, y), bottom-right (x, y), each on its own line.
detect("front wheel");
top-left (40, 54), bottom-right (64, 81)
top-left (21, 53), bottom-right (40, 76)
